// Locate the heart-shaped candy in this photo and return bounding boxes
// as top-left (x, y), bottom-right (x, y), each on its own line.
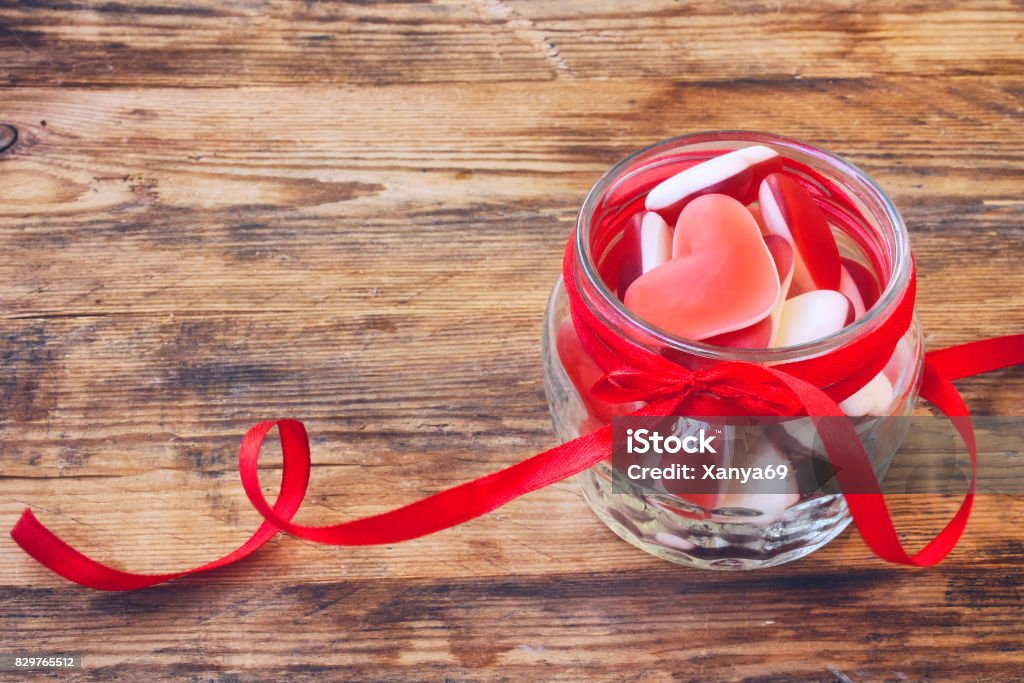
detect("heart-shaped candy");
top-left (610, 211), bottom-right (674, 299)
top-left (556, 321), bottom-right (640, 429)
top-left (763, 234), bottom-right (795, 346)
top-left (840, 257), bottom-right (881, 312)
top-left (773, 289), bottom-right (852, 347)
top-left (645, 146), bottom-right (782, 224)
top-left (839, 372), bottom-right (894, 417)
top-left (839, 264), bottom-right (867, 320)
top-left (705, 234), bottom-right (793, 349)
top-left (710, 441), bottom-right (800, 526)
top-left (640, 211), bottom-right (672, 273)
top-left (625, 194), bottom-right (780, 340)
top-left (759, 173), bottom-right (842, 294)
top-left (704, 317), bottom-right (774, 348)
top-left (748, 203), bottom-right (767, 233)
top-left (611, 212), bottom-right (644, 299)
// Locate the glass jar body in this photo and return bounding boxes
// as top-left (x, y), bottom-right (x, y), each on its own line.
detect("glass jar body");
top-left (542, 132), bottom-right (923, 569)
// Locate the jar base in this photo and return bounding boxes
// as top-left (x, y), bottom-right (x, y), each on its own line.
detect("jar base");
top-left (577, 466), bottom-right (853, 570)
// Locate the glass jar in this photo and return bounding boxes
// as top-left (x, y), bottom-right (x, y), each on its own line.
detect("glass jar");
top-left (542, 132), bottom-right (923, 569)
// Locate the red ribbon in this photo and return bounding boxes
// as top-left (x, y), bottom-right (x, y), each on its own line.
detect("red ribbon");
top-left (9, 200), bottom-right (1024, 590)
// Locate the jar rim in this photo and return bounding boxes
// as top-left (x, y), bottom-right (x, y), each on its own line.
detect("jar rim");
top-left (574, 130), bottom-right (912, 363)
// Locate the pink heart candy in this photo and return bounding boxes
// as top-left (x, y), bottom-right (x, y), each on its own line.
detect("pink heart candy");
top-left (705, 234), bottom-right (792, 349)
top-left (625, 194), bottom-right (780, 341)
top-left (645, 146), bottom-right (782, 224)
top-left (759, 173), bottom-right (842, 294)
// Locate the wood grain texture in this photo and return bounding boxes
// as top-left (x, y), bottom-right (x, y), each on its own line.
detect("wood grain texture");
top-left (1, 0), bottom-right (1023, 681)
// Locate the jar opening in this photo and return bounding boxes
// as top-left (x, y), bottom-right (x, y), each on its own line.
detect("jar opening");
top-left (573, 131), bottom-right (912, 363)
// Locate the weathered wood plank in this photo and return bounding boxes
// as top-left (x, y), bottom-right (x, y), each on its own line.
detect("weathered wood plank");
top-left (1, 78), bottom-right (1022, 219)
top-left (1, 526), bottom-right (1022, 681)
top-left (2, 1), bottom-right (1023, 86)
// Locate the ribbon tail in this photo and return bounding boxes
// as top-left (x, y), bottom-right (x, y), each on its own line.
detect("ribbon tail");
top-left (237, 397), bottom-right (692, 547)
top-left (8, 420), bottom-right (312, 591)
top-left (777, 335), bottom-right (1023, 567)
top-left (237, 421), bottom-right (620, 546)
top-left (924, 335), bottom-right (1024, 381)
top-left (10, 509), bottom-right (185, 591)
top-left (8, 408), bottom-right (629, 587)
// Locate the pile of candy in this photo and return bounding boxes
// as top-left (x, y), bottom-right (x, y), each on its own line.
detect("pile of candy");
top-left (559, 146), bottom-right (902, 431)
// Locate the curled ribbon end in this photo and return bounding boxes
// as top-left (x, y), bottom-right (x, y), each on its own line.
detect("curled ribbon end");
top-left (10, 507), bottom-right (43, 552)
top-left (10, 507), bottom-right (32, 544)
top-left (9, 507), bottom-right (173, 592)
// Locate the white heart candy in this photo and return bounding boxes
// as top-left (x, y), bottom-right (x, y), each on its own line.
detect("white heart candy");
top-left (645, 145), bottom-right (779, 213)
top-left (839, 372), bottom-right (894, 417)
top-left (640, 211), bottom-right (671, 274)
top-left (773, 290), bottom-right (851, 347)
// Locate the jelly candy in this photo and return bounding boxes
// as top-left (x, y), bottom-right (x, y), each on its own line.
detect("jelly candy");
top-left (839, 264), bottom-right (867, 320)
top-left (759, 173), bottom-right (842, 294)
top-left (763, 234), bottom-right (795, 346)
top-left (612, 211), bottom-right (674, 299)
top-left (639, 211), bottom-right (672, 274)
top-left (645, 145), bottom-right (781, 223)
top-left (773, 290), bottom-right (852, 347)
top-left (838, 372), bottom-right (894, 417)
top-left (556, 321), bottom-right (639, 429)
top-left (625, 195), bottom-right (779, 340)
top-left (840, 257), bottom-right (881, 312)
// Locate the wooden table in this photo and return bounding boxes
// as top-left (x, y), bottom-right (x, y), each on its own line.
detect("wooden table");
top-left (2, 2), bottom-right (1022, 680)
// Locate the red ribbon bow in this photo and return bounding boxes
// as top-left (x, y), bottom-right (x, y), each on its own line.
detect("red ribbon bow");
top-left (8, 236), bottom-right (1024, 590)
top-left (590, 364), bottom-right (807, 417)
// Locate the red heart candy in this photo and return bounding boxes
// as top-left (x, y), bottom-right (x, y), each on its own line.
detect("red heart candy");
top-left (840, 264), bottom-right (867, 320)
top-left (611, 212), bottom-right (645, 299)
top-left (625, 194), bottom-right (780, 341)
top-left (763, 234), bottom-right (795, 346)
top-left (840, 257), bottom-right (881, 312)
top-left (608, 211), bottom-right (674, 301)
top-left (759, 173), bottom-right (842, 293)
top-left (556, 321), bottom-right (609, 421)
top-left (764, 234), bottom-right (795, 287)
